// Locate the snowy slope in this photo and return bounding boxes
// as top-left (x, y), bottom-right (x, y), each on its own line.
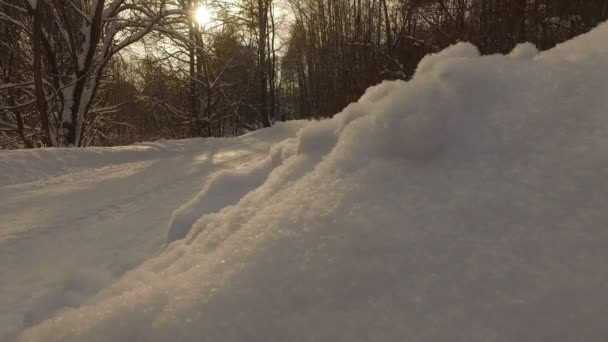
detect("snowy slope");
top-left (0, 122), bottom-right (305, 341)
top-left (7, 22), bottom-right (608, 342)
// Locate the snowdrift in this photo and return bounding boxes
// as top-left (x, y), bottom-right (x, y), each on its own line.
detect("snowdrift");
top-left (17, 22), bottom-right (608, 341)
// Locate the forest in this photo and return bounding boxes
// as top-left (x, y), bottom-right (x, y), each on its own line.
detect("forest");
top-left (1, 0), bottom-right (607, 148)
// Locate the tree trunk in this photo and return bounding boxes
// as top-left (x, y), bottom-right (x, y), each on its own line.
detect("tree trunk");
top-left (32, 0), bottom-right (53, 146)
top-left (258, 0), bottom-right (271, 127)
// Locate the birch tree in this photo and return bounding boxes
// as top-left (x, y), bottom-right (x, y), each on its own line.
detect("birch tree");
top-left (1, 0), bottom-right (181, 146)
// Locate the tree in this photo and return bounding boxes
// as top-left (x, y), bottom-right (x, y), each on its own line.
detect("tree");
top-left (1, 0), bottom-right (182, 146)
top-left (2, 0), bottom-right (607, 149)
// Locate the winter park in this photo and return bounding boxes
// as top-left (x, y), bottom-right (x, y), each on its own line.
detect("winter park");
top-left (1, 1), bottom-right (608, 341)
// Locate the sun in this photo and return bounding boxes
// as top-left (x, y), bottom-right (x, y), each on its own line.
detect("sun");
top-left (195, 5), bottom-right (213, 27)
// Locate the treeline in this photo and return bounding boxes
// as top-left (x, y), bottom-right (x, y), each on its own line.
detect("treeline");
top-left (1, 0), bottom-right (607, 148)
top-left (281, 0), bottom-right (608, 119)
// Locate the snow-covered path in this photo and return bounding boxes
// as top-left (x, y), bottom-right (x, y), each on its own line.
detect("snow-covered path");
top-left (0, 124), bottom-right (303, 340)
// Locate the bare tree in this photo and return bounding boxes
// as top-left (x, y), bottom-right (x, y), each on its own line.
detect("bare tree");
top-left (1, 0), bottom-right (183, 146)
top-left (3, 0), bottom-right (607, 148)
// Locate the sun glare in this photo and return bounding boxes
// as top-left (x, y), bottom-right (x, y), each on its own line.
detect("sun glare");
top-left (195, 5), bottom-right (213, 27)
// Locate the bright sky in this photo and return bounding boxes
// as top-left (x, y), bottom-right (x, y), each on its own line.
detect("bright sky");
top-left (194, 0), bottom-right (291, 29)
top-left (195, 5), bottom-right (214, 27)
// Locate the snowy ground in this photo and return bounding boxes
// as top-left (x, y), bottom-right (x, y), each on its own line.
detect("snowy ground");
top-left (0, 123), bottom-right (305, 341)
top-left (3, 21), bottom-right (608, 342)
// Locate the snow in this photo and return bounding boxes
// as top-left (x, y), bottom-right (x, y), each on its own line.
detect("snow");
top-left (508, 42), bottom-right (539, 60)
top-left (0, 122), bottom-right (305, 341)
top-left (4, 21), bottom-right (608, 341)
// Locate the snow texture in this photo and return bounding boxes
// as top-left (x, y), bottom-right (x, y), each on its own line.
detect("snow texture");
top-left (8, 21), bottom-right (608, 342)
top-left (0, 122), bottom-right (305, 341)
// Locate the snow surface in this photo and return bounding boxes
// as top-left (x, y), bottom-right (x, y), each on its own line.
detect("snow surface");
top-left (5, 21), bottom-right (608, 341)
top-left (0, 122), bottom-right (305, 341)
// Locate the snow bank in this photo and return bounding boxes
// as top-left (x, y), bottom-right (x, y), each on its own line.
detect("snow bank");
top-left (17, 22), bottom-right (608, 341)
